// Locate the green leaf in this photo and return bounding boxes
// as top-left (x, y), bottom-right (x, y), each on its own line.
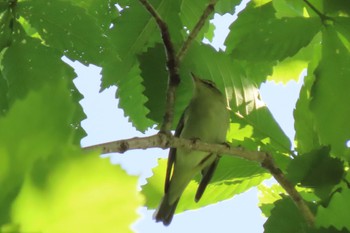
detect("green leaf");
top-left (323, 0), bottom-right (350, 17)
top-left (139, 44), bottom-right (168, 124)
top-left (225, 2), bottom-right (321, 61)
top-left (139, 43), bottom-right (192, 127)
top-left (267, 35), bottom-right (319, 83)
top-left (0, 2), bottom-right (8, 13)
top-left (0, 80), bottom-right (77, 225)
top-left (316, 188), bottom-right (350, 231)
top-left (204, 22), bottom-right (215, 42)
top-left (272, 0), bottom-right (305, 18)
top-left (240, 60), bottom-right (275, 84)
top-left (294, 33), bottom-right (322, 153)
top-left (1, 37), bottom-right (86, 142)
top-left (286, 147), bottom-right (344, 188)
top-left (264, 197), bottom-right (311, 233)
top-left (1, 38), bottom-right (76, 101)
top-left (310, 25), bottom-right (350, 159)
top-left (0, 79), bottom-right (142, 231)
top-left (258, 184), bottom-right (284, 217)
top-left (18, 0), bottom-right (109, 65)
top-left (116, 62), bottom-right (155, 131)
top-left (294, 73), bottom-right (319, 153)
top-left (180, 0), bottom-right (210, 41)
top-left (142, 158), bottom-right (269, 212)
top-left (60, 0), bottom-right (119, 30)
top-left (10, 152), bottom-right (143, 233)
top-left (0, 10), bottom-right (12, 52)
top-left (0, 70), bottom-right (8, 115)
top-left (215, 0), bottom-right (243, 15)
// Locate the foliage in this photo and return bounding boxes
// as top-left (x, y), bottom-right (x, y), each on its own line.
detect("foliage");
top-left (0, 0), bottom-right (350, 232)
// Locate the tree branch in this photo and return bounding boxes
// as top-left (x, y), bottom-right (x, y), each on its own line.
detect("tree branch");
top-left (84, 133), bottom-right (266, 163)
top-left (138, 0), bottom-right (180, 133)
top-left (261, 154), bottom-right (315, 227)
top-left (84, 134), bottom-right (315, 227)
top-left (177, 0), bottom-right (218, 62)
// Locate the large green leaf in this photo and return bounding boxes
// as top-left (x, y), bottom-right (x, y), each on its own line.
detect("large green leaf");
top-left (1, 37), bottom-right (86, 141)
top-left (1, 38), bottom-right (75, 101)
top-left (180, 0), bottom-right (210, 41)
top-left (316, 188), bottom-right (350, 231)
top-left (18, 0), bottom-right (110, 65)
top-left (216, 0), bottom-right (243, 15)
top-left (258, 184), bottom-right (284, 217)
top-left (286, 147), bottom-right (344, 188)
top-left (294, 72), bottom-right (319, 153)
top-left (60, 0), bottom-right (119, 30)
top-left (293, 33), bottom-right (322, 153)
top-left (139, 44), bottom-right (168, 125)
top-left (0, 77), bottom-right (142, 231)
top-left (264, 197), bottom-right (311, 233)
top-left (139, 43), bottom-right (192, 127)
top-left (0, 70), bottom-right (8, 115)
top-left (272, 0), bottom-right (304, 18)
top-left (0, 9), bottom-right (12, 52)
top-left (225, 1), bottom-right (321, 62)
top-left (116, 62), bottom-right (155, 131)
top-left (10, 153), bottom-right (143, 233)
top-left (310, 25), bottom-right (350, 159)
top-left (267, 35), bottom-right (319, 83)
top-left (0, 81), bottom-right (77, 225)
top-left (323, 0), bottom-right (350, 16)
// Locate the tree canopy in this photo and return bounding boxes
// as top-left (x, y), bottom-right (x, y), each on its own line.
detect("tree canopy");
top-left (1, 0), bottom-right (350, 232)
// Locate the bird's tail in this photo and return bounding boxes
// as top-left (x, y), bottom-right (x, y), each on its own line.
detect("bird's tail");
top-left (154, 194), bottom-right (180, 226)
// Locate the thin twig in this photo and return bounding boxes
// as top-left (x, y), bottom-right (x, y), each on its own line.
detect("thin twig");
top-left (177, 0), bottom-right (218, 62)
top-left (261, 154), bottom-right (315, 227)
top-left (303, 0), bottom-right (331, 22)
top-left (138, 0), bottom-right (180, 133)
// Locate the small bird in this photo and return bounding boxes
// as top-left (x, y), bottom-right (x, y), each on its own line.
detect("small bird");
top-left (154, 73), bottom-right (230, 225)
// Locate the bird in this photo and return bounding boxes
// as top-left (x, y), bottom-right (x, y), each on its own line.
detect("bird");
top-left (154, 73), bottom-right (230, 225)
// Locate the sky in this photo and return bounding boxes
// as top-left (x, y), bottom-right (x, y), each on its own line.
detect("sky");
top-left (68, 6), bottom-right (304, 233)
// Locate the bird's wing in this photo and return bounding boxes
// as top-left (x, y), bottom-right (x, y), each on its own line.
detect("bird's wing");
top-left (195, 157), bottom-right (219, 202)
top-left (164, 111), bottom-right (185, 193)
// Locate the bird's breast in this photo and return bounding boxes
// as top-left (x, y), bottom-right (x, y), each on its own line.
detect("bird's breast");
top-left (180, 98), bottom-right (229, 143)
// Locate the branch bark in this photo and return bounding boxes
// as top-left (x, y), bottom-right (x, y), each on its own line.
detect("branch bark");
top-left (261, 154), bottom-right (315, 227)
top-left (138, 0), bottom-right (180, 133)
top-left (84, 133), bottom-right (266, 163)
